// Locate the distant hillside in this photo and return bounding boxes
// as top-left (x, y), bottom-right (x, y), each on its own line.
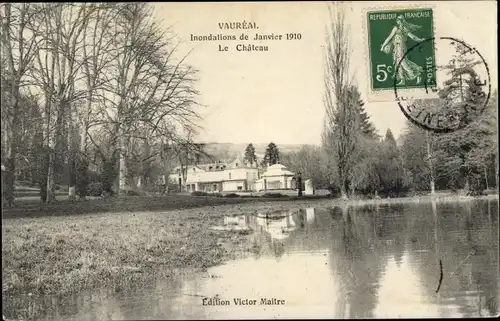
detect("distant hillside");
top-left (201, 142), bottom-right (310, 162)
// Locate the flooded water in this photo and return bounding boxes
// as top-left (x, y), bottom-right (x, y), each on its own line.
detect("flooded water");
top-left (5, 199), bottom-right (500, 319)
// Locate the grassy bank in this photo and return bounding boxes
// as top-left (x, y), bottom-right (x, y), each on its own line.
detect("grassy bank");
top-left (5, 190), bottom-right (497, 219)
top-left (1, 194), bottom-right (332, 219)
top-left (339, 193), bottom-right (499, 206)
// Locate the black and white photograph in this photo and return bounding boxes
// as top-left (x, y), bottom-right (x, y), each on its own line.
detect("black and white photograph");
top-left (1, 1), bottom-right (498, 320)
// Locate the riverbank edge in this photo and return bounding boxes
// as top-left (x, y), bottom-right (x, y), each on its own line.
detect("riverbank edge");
top-left (2, 193), bottom-right (498, 320)
top-left (3, 192), bottom-right (498, 219)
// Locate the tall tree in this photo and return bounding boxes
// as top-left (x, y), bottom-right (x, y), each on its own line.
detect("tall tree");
top-left (262, 142), bottom-right (280, 166)
top-left (357, 96), bottom-right (378, 139)
top-left (376, 129), bottom-right (406, 195)
top-left (400, 120), bottom-right (438, 193)
top-left (432, 45), bottom-right (490, 193)
top-left (344, 91), bottom-right (379, 197)
top-left (30, 4), bottom-right (97, 202)
top-left (321, 3), bottom-right (361, 200)
top-left (438, 41), bottom-right (488, 131)
top-left (99, 3), bottom-right (200, 195)
top-left (384, 129), bottom-right (396, 149)
top-left (76, 3), bottom-right (120, 198)
top-left (244, 143), bottom-right (257, 167)
top-left (1, 3), bottom-right (43, 206)
top-left (464, 90), bottom-right (498, 191)
top-left (401, 97), bottom-right (442, 194)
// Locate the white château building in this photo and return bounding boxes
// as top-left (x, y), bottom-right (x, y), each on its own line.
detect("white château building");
top-left (254, 164), bottom-right (296, 191)
top-left (168, 156), bottom-right (296, 193)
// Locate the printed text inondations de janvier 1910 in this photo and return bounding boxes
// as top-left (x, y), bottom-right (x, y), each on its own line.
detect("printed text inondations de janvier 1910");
top-left (190, 21), bottom-right (303, 52)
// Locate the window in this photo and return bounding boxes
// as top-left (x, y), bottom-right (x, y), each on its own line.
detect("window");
top-left (229, 173), bottom-right (232, 179)
top-left (235, 163), bottom-right (239, 167)
top-left (193, 167), bottom-right (196, 172)
top-left (237, 186), bottom-right (243, 191)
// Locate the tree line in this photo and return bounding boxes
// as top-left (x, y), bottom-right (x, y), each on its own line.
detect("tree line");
top-left (2, 3), bottom-right (496, 205)
top-left (281, 4), bottom-right (498, 198)
top-left (243, 75), bottom-right (496, 198)
top-left (1, 3), bottom-right (204, 206)
top-left (242, 142), bottom-right (280, 168)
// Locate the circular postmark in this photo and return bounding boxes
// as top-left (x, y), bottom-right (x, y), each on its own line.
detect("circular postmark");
top-left (393, 37), bottom-right (491, 133)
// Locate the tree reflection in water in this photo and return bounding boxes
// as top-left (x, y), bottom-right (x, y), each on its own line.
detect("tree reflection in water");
top-left (328, 199), bottom-right (498, 318)
top-left (328, 204), bottom-right (388, 318)
top-left (404, 199), bottom-right (499, 317)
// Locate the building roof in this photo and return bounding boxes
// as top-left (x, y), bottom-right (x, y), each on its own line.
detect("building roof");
top-left (261, 164), bottom-right (295, 177)
top-left (171, 163), bottom-right (226, 173)
top-left (185, 166), bottom-right (258, 184)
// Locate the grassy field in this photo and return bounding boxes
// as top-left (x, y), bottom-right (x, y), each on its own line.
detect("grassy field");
top-left (2, 193), bottom-right (498, 320)
top-left (2, 197), bottom-right (339, 295)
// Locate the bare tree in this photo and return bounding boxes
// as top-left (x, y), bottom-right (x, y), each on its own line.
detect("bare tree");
top-left (1, 3), bottom-right (43, 206)
top-left (322, 2), bottom-right (360, 199)
top-left (68, 3), bottom-right (121, 199)
top-left (80, 4), bottom-right (118, 155)
top-left (3, 3), bottom-right (202, 203)
top-left (100, 3), bottom-right (200, 196)
top-left (31, 3), bottom-right (96, 203)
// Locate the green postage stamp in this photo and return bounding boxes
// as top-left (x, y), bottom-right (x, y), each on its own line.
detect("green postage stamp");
top-left (365, 7), bottom-right (436, 100)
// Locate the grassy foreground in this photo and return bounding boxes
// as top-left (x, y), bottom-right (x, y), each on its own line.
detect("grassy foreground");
top-left (2, 198), bottom-right (336, 299)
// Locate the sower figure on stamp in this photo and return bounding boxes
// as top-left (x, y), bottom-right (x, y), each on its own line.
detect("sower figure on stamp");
top-left (380, 15), bottom-right (425, 86)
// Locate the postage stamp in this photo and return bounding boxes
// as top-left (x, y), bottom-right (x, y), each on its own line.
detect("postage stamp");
top-left (365, 6), bottom-right (436, 101)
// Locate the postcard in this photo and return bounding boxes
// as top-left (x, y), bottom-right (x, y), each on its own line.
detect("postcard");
top-left (1, 1), bottom-right (498, 320)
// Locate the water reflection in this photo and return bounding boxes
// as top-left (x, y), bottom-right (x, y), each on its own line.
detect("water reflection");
top-left (211, 215), bottom-right (250, 231)
top-left (254, 211), bottom-right (297, 240)
top-left (5, 201), bottom-right (499, 320)
top-left (306, 207), bottom-right (315, 224)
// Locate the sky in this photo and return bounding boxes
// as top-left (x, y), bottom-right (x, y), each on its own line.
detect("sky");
top-left (153, 1), bottom-right (498, 145)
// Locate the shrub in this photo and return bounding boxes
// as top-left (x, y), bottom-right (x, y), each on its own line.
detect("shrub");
top-left (124, 189), bottom-right (141, 196)
top-left (467, 173), bottom-right (487, 196)
top-left (262, 192), bottom-right (289, 198)
top-left (87, 182), bottom-right (104, 197)
top-left (191, 191), bottom-right (209, 196)
top-left (76, 157), bottom-right (90, 198)
top-left (225, 193), bottom-right (240, 198)
top-left (100, 156), bottom-right (118, 194)
top-left (466, 189), bottom-right (487, 197)
top-left (212, 193), bottom-right (224, 198)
